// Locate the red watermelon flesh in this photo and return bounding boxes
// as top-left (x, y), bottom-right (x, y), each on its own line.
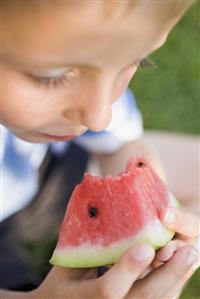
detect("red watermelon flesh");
top-left (50, 156), bottom-right (179, 268)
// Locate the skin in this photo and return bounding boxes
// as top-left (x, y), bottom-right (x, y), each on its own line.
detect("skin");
top-left (1, 1), bottom-right (179, 142)
top-left (1, 1), bottom-right (199, 298)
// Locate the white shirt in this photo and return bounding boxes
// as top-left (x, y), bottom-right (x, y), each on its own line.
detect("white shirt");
top-left (0, 89), bottom-right (143, 221)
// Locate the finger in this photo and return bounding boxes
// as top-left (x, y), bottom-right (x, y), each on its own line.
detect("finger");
top-left (138, 265), bottom-right (154, 279)
top-left (51, 266), bottom-right (97, 282)
top-left (153, 239), bottom-right (185, 266)
top-left (95, 244), bottom-right (155, 299)
top-left (161, 208), bottom-right (200, 238)
top-left (76, 244), bottom-right (155, 299)
top-left (140, 240), bottom-right (184, 276)
top-left (132, 246), bottom-right (200, 299)
top-left (82, 268), bottom-right (98, 279)
top-left (156, 240), bottom-right (178, 262)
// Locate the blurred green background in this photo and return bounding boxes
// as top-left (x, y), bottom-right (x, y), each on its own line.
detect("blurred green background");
top-left (29, 3), bottom-right (199, 298)
top-left (130, 2), bottom-right (200, 135)
top-left (129, 3), bottom-right (200, 299)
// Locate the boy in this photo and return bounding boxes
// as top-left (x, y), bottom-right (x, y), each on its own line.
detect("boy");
top-left (1, 1), bottom-right (199, 298)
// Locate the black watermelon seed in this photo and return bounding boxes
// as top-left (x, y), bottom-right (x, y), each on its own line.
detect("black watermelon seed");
top-left (88, 206), bottom-right (98, 218)
top-left (137, 162), bottom-right (145, 168)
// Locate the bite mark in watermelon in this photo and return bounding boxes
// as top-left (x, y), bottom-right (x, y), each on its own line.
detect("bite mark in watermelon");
top-left (50, 156), bottom-right (179, 268)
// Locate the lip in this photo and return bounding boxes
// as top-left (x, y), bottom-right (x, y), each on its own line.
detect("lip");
top-left (41, 133), bottom-right (76, 141)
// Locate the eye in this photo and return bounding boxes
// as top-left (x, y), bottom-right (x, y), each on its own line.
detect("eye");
top-left (27, 67), bottom-right (79, 88)
top-left (125, 57), bottom-right (156, 72)
top-left (139, 57), bottom-right (157, 69)
top-left (28, 73), bottom-right (69, 88)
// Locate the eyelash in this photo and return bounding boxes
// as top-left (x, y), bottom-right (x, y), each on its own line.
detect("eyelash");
top-left (29, 73), bottom-right (69, 88)
top-left (28, 57), bottom-right (156, 89)
top-left (139, 57), bottom-right (156, 69)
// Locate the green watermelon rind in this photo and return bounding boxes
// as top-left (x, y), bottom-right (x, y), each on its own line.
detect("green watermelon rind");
top-left (50, 193), bottom-right (179, 268)
top-left (50, 220), bottom-right (173, 268)
top-left (168, 192), bottom-right (180, 209)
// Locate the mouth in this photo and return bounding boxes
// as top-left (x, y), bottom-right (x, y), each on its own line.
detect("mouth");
top-left (40, 133), bottom-right (76, 142)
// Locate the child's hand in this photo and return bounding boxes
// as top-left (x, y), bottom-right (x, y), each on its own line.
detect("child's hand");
top-left (153, 208), bottom-right (200, 268)
top-left (162, 207), bottom-right (200, 241)
top-left (31, 242), bottom-right (200, 299)
top-left (32, 244), bottom-right (154, 299)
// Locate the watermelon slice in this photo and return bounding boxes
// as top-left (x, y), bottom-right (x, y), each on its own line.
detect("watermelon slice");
top-left (50, 156), bottom-right (179, 268)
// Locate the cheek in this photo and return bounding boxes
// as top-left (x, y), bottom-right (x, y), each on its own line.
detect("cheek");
top-left (113, 65), bottom-right (137, 99)
top-left (1, 67), bottom-right (58, 132)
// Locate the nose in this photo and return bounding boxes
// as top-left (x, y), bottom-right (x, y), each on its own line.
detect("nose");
top-left (82, 91), bottom-right (112, 132)
top-left (64, 75), bottom-right (114, 132)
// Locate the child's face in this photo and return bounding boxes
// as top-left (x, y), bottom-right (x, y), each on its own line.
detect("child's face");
top-left (1, 2), bottom-right (185, 143)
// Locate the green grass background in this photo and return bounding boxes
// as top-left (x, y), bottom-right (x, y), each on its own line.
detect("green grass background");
top-left (130, 3), bottom-right (200, 135)
top-left (129, 3), bottom-right (200, 298)
top-left (29, 3), bottom-right (199, 298)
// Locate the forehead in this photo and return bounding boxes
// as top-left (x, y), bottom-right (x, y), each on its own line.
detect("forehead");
top-left (2, 1), bottom-right (183, 68)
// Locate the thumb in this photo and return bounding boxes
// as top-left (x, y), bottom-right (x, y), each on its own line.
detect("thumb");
top-left (97, 244), bottom-right (155, 299)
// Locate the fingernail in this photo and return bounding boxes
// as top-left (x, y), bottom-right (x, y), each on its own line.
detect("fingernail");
top-left (169, 241), bottom-right (178, 253)
top-left (133, 244), bottom-right (154, 262)
top-left (160, 242), bottom-right (178, 262)
top-left (164, 209), bottom-right (176, 224)
top-left (185, 249), bottom-right (200, 267)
